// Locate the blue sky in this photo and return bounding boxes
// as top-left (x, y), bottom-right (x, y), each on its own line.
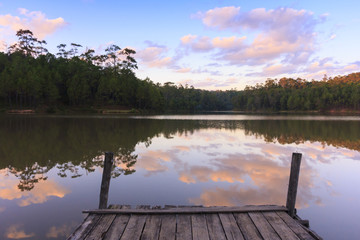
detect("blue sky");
top-left (1, 0), bottom-right (360, 90)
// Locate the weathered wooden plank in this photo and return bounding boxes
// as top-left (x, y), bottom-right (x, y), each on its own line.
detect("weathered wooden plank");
top-left (277, 212), bottom-right (315, 240)
top-left (159, 215), bottom-right (176, 240)
top-left (84, 205), bottom-right (287, 214)
top-left (120, 215), bottom-right (147, 240)
top-left (84, 214), bottom-right (116, 240)
top-left (67, 214), bottom-right (101, 240)
top-left (205, 214), bottom-right (227, 240)
top-left (103, 206), bottom-right (131, 240)
top-left (84, 205), bottom-right (121, 240)
top-left (234, 213), bottom-right (262, 240)
top-left (103, 215), bottom-right (130, 240)
top-left (218, 213), bottom-right (244, 240)
top-left (263, 212), bottom-right (300, 240)
top-left (176, 214), bottom-right (192, 240)
top-left (191, 214), bottom-right (210, 240)
top-left (140, 215), bottom-right (162, 240)
top-left (248, 212), bottom-right (281, 240)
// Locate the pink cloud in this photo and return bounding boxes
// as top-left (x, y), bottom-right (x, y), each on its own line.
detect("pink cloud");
top-left (212, 36), bottom-right (246, 49)
top-left (185, 7), bottom-right (320, 69)
top-left (175, 67), bottom-right (191, 73)
top-left (181, 34), bottom-right (246, 52)
top-left (202, 6), bottom-right (241, 30)
top-left (136, 46), bottom-right (174, 68)
top-left (181, 34), bottom-right (212, 52)
top-left (6, 225), bottom-right (35, 239)
top-left (0, 8), bottom-right (67, 39)
top-left (304, 59), bottom-right (360, 80)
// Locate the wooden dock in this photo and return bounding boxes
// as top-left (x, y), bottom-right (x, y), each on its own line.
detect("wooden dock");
top-left (67, 204), bottom-right (321, 240)
top-left (67, 152), bottom-right (322, 240)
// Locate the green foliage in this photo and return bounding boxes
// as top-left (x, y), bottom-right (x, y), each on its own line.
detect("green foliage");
top-left (233, 74), bottom-right (360, 111)
top-left (1, 29), bottom-right (360, 113)
top-left (0, 29), bottom-right (236, 112)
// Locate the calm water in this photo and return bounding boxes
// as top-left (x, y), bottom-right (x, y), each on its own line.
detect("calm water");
top-left (0, 114), bottom-right (359, 239)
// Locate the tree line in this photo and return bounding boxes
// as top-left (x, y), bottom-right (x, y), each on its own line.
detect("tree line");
top-left (233, 73), bottom-right (360, 111)
top-left (0, 29), bottom-right (235, 112)
top-left (1, 29), bottom-right (360, 112)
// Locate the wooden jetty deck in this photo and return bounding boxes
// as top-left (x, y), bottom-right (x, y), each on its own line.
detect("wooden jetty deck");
top-left (67, 204), bottom-right (322, 240)
top-left (67, 153), bottom-right (323, 240)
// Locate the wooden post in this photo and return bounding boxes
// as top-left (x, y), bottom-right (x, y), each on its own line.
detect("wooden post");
top-left (286, 152), bottom-right (302, 217)
top-left (99, 152), bottom-right (113, 209)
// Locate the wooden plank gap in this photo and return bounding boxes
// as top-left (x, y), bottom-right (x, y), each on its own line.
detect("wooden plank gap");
top-left (263, 212), bottom-right (300, 240)
top-left (233, 213), bottom-right (262, 240)
top-left (176, 214), bottom-right (192, 240)
top-left (276, 212), bottom-right (316, 240)
top-left (218, 213), bottom-right (243, 240)
top-left (248, 212), bottom-right (281, 240)
top-left (67, 214), bottom-right (102, 240)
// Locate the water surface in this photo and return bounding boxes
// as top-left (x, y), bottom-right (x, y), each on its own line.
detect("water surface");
top-left (0, 114), bottom-right (359, 239)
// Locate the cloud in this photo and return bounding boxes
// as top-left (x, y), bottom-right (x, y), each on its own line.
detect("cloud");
top-left (0, 8), bottom-right (67, 39)
top-left (0, 176), bottom-right (70, 207)
top-left (247, 63), bottom-right (299, 77)
top-left (46, 223), bottom-right (77, 238)
top-left (202, 6), bottom-right (241, 30)
top-left (304, 58), bottom-right (360, 79)
top-left (178, 78), bottom-right (220, 89)
top-left (178, 77), bottom-right (239, 89)
top-left (181, 35), bottom-right (213, 52)
top-left (184, 7), bottom-right (321, 70)
top-left (136, 150), bottom-right (172, 176)
top-left (175, 67), bottom-right (191, 73)
top-left (136, 44), bottom-right (174, 68)
top-left (182, 150), bottom-right (321, 208)
top-left (181, 34), bottom-right (246, 52)
top-left (6, 225), bottom-right (35, 239)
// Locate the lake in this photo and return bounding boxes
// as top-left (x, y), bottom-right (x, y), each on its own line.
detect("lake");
top-left (0, 114), bottom-right (359, 239)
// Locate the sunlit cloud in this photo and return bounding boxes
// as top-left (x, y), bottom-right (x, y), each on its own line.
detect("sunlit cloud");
top-left (0, 175), bottom-right (70, 207)
top-left (136, 42), bottom-right (175, 68)
top-left (179, 77), bottom-right (238, 89)
top-left (201, 6), bottom-right (241, 30)
top-left (0, 8), bottom-right (67, 39)
top-left (181, 34), bottom-right (246, 52)
top-left (182, 151), bottom-right (321, 208)
top-left (175, 146), bottom-right (191, 152)
top-left (6, 224), bottom-right (35, 239)
top-left (304, 59), bottom-right (360, 80)
top-left (179, 6), bottom-right (339, 80)
top-left (136, 150), bottom-right (173, 176)
top-left (175, 67), bottom-right (191, 73)
top-left (46, 223), bottom-right (77, 238)
top-left (190, 7), bottom-right (319, 66)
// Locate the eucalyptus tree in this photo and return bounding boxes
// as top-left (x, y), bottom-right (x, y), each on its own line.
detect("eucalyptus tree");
top-left (8, 29), bottom-right (48, 57)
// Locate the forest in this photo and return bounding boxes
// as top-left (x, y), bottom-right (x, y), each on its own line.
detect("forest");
top-left (0, 29), bottom-right (360, 113)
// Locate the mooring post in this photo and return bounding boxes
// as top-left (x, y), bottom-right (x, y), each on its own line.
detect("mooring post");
top-left (286, 152), bottom-right (302, 218)
top-left (99, 152), bottom-right (113, 209)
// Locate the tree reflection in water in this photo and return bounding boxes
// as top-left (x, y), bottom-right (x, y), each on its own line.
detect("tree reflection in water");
top-left (1, 115), bottom-right (359, 193)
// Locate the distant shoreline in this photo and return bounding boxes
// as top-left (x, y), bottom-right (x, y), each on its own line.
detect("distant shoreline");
top-left (2, 107), bottom-right (360, 115)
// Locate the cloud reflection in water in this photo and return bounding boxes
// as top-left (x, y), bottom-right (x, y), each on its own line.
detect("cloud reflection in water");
top-left (134, 128), bottom-right (358, 208)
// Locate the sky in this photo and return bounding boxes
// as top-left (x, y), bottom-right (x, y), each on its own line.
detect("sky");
top-left (1, 0), bottom-right (360, 90)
